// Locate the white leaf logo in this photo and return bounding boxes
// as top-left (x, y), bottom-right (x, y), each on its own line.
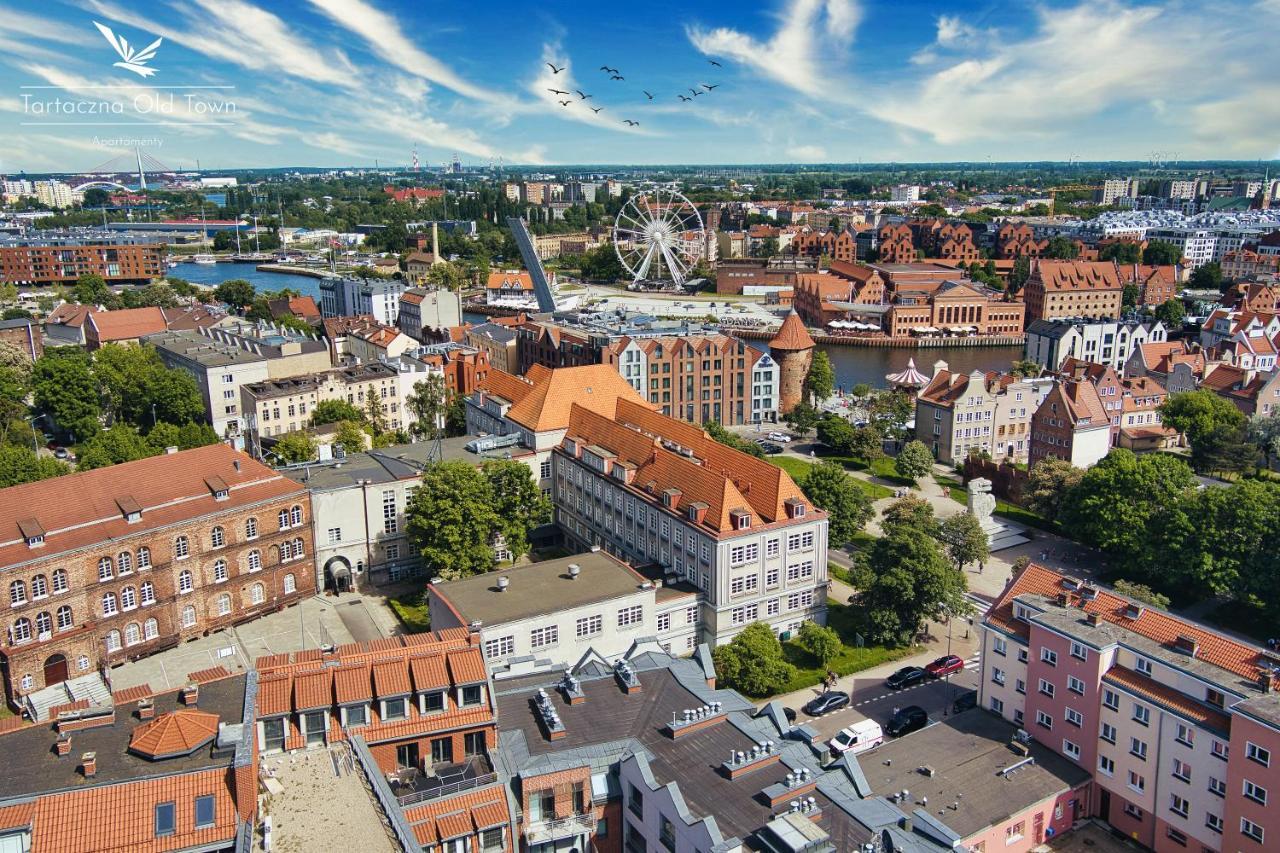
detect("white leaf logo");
top-left (93, 21), bottom-right (162, 79)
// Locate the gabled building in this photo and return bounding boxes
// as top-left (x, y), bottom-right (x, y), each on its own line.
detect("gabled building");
top-left (1200, 364), bottom-right (1280, 417)
top-left (915, 362), bottom-right (1053, 464)
top-left (1023, 260), bottom-right (1126, 323)
top-left (1115, 376), bottom-right (1176, 451)
top-left (84, 306), bottom-right (168, 350)
top-left (876, 223), bottom-right (915, 263)
top-left (1028, 379), bottom-right (1111, 469)
top-left (1025, 318), bottom-right (1167, 372)
top-left (995, 222), bottom-right (1048, 259)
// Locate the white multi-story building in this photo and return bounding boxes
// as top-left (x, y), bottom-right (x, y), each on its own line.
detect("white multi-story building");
top-left (1025, 319), bottom-right (1168, 372)
top-left (319, 275), bottom-right (406, 324)
top-left (1098, 179), bottom-right (1139, 206)
top-left (34, 181), bottom-right (76, 209)
top-left (890, 184), bottom-right (921, 203)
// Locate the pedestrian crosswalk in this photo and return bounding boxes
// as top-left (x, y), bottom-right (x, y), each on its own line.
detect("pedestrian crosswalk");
top-left (963, 653), bottom-right (981, 672)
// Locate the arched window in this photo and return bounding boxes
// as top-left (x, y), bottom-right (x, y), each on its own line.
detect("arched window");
top-left (174, 536), bottom-right (189, 560)
top-left (178, 570), bottom-right (193, 594)
top-left (124, 623), bottom-right (140, 646)
top-left (143, 618), bottom-right (158, 640)
top-left (56, 606), bottom-right (73, 630)
top-left (117, 551), bottom-right (133, 575)
top-left (9, 580), bottom-right (26, 606)
top-left (180, 606), bottom-right (196, 628)
top-left (217, 594), bottom-right (232, 616)
top-left (213, 559), bottom-right (228, 583)
top-left (101, 593), bottom-right (118, 616)
top-left (278, 542), bottom-right (291, 564)
top-left (105, 630), bottom-right (121, 652)
top-left (136, 547), bottom-right (151, 569)
top-left (245, 517), bottom-right (258, 539)
top-left (210, 526), bottom-right (225, 549)
top-left (51, 570), bottom-right (68, 593)
top-left (34, 611), bottom-right (51, 636)
top-left (12, 618), bottom-right (32, 643)
top-left (31, 575), bottom-right (47, 599)
top-left (120, 586), bottom-right (136, 610)
top-left (292, 538), bottom-right (305, 559)
top-left (250, 583), bottom-right (265, 606)
top-left (98, 556), bottom-right (114, 581)
top-left (290, 505), bottom-right (303, 527)
top-left (278, 509), bottom-right (289, 531)
top-left (140, 582), bottom-right (155, 606)
top-left (283, 573), bottom-right (296, 594)
top-left (247, 550), bottom-right (261, 573)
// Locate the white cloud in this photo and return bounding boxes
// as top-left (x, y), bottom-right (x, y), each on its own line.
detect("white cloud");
top-left (935, 15), bottom-right (980, 47)
top-left (686, 0), bottom-right (860, 96)
top-left (0, 10), bottom-right (83, 44)
top-left (787, 144), bottom-right (827, 161)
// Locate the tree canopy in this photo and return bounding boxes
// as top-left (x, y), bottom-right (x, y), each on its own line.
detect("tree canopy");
top-left (311, 399), bottom-right (366, 427)
top-left (799, 460), bottom-right (872, 545)
top-left (711, 622), bottom-right (796, 697)
top-left (481, 459), bottom-right (552, 559)
top-left (938, 511), bottom-right (990, 570)
top-left (1142, 241), bottom-right (1182, 266)
top-left (804, 351), bottom-right (834, 404)
top-left (1160, 390), bottom-right (1252, 474)
top-left (856, 519), bottom-right (967, 646)
top-left (894, 440), bottom-right (935, 480)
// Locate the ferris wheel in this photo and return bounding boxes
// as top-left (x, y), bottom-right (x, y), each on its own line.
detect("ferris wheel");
top-left (613, 188), bottom-right (705, 287)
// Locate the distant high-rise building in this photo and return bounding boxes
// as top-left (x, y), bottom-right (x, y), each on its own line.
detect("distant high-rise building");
top-left (890, 184), bottom-right (921, 203)
top-left (1096, 178), bottom-right (1139, 206)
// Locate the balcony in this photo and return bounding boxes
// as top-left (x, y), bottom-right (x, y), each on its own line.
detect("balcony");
top-left (392, 754), bottom-right (495, 807)
top-left (524, 813), bottom-right (596, 846)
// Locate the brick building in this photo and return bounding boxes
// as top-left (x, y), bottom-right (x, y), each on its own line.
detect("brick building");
top-left (1023, 260), bottom-right (1126, 323)
top-left (876, 223), bottom-right (915, 263)
top-left (789, 227), bottom-right (857, 262)
top-left (792, 261), bottom-right (886, 327)
top-left (995, 222), bottom-right (1049, 259)
top-left (713, 258), bottom-right (810, 296)
top-left (1028, 378), bottom-right (1111, 470)
top-left (0, 238), bottom-right (164, 285)
top-left (0, 445), bottom-right (315, 704)
top-left (0, 317), bottom-right (41, 362)
top-left (915, 364), bottom-right (1053, 464)
top-left (883, 280), bottom-right (1025, 338)
top-left (908, 219), bottom-right (981, 263)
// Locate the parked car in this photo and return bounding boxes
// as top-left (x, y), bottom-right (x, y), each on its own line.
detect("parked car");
top-left (768, 432), bottom-right (793, 443)
top-left (886, 706), bottom-right (929, 737)
top-left (802, 691), bottom-right (850, 716)
top-left (925, 654), bottom-right (965, 679)
top-left (827, 720), bottom-right (884, 757)
top-left (756, 441), bottom-right (784, 455)
top-left (885, 666), bottom-right (927, 690)
top-left (951, 690), bottom-right (978, 714)
top-left (53, 447), bottom-right (70, 460)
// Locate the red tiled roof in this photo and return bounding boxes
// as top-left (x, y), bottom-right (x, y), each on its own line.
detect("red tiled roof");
top-left (128, 710), bottom-right (220, 759)
top-left (504, 364), bottom-right (652, 433)
top-left (769, 311), bottom-right (815, 351)
top-left (258, 675), bottom-right (292, 717)
top-left (292, 670), bottom-right (333, 711)
top-left (1105, 666), bottom-right (1231, 731)
top-left (187, 666), bottom-right (232, 685)
top-left (409, 655), bottom-right (450, 692)
top-left (373, 660), bottom-right (412, 696)
top-left (486, 271), bottom-right (533, 291)
top-left (112, 684), bottom-right (153, 705)
top-left (1033, 260), bottom-right (1123, 292)
top-left (333, 664), bottom-right (373, 705)
top-left (86, 307), bottom-right (168, 341)
top-left (446, 649), bottom-right (486, 685)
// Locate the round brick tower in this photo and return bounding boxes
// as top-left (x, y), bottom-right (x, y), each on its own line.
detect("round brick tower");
top-left (769, 310), bottom-right (816, 415)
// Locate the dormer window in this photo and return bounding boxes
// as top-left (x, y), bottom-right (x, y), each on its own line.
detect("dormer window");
top-left (26, 535), bottom-right (44, 548)
top-left (18, 518), bottom-right (45, 549)
top-left (115, 497), bottom-right (142, 523)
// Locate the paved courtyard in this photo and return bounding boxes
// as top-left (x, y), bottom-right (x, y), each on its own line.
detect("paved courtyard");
top-left (258, 746), bottom-right (397, 853)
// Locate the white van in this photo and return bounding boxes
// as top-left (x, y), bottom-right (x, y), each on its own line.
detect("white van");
top-left (827, 719), bottom-right (884, 757)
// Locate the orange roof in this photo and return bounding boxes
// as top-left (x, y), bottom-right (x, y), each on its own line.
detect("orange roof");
top-left (446, 649), bottom-right (487, 685)
top-left (1105, 665), bottom-right (1231, 731)
top-left (477, 368), bottom-right (534, 404)
top-left (333, 664), bottom-right (373, 705)
top-left (486, 271), bottom-right (534, 291)
top-left (1033, 260), bottom-right (1123, 292)
top-left (292, 669), bottom-right (333, 710)
top-left (128, 710), bottom-right (220, 759)
top-left (409, 655), bottom-right (450, 692)
top-left (257, 675), bottom-right (292, 717)
top-left (769, 311), bottom-right (815, 351)
top-left (987, 564), bottom-right (1269, 680)
top-left (504, 364), bottom-right (652, 433)
top-left (86, 307), bottom-right (168, 342)
top-left (405, 786), bottom-right (512, 844)
top-left (373, 660), bottom-right (412, 696)
top-left (47, 303), bottom-right (91, 328)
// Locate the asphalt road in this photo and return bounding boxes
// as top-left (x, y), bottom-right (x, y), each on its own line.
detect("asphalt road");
top-left (793, 652), bottom-right (982, 745)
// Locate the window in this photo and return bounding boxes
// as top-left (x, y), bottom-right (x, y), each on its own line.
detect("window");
top-left (382, 491), bottom-right (397, 534)
top-left (144, 618), bottom-right (158, 640)
top-left (345, 704), bottom-right (368, 726)
top-left (990, 697), bottom-right (1004, 714)
top-left (1246, 742), bottom-right (1271, 767)
top-left (98, 557), bottom-right (113, 582)
top-left (154, 802), bottom-right (176, 838)
top-left (194, 795), bottom-right (215, 829)
top-left (11, 618), bottom-right (31, 643)
top-left (1065, 707), bottom-right (1083, 726)
top-left (1017, 648), bottom-right (1028, 663)
top-left (175, 536), bottom-right (190, 560)
top-left (628, 784), bottom-right (644, 818)
top-left (8, 580), bottom-right (26, 606)
top-left (1175, 723), bottom-right (1194, 747)
top-left (576, 614), bottom-right (602, 638)
top-left (28, 575), bottom-right (46, 600)
top-left (1102, 688), bottom-right (1120, 711)
top-left (1040, 647), bottom-right (1057, 666)
top-left (1098, 755), bottom-right (1115, 775)
top-left (422, 691), bottom-right (445, 714)
top-left (250, 583), bottom-right (264, 605)
top-left (1205, 812), bottom-right (1223, 834)
top-left (1128, 770), bottom-right (1146, 793)
top-left (1132, 703), bottom-right (1150, 726)
top-left (1165, 827), bottom-right (1187, 848)
top-left (175, 570), bottom-right (192, 594)
top-left (1173, 758), bottom-right (1191, 783)
top-left (1243, 780), bottom-right (1267, 805)
top-left (992, 667), bottom-right (1006, 686)
top-left (1169, 794), bottom-right (1189, 818)
top-left (217, 595), bottom-right (231, 616)
top-left (278, 509), bottom-right (289, 531)
top-left (56, 605), bottom-right (73, 630)
top-left (1070, 641), bottom-right (1087, 660)
top-left (124, 622), bottom-right (140, 646)
top-left (290, 505), bottom-right (302, 527)
top-left (617, 605), bottom-right (643, 628)
top-left (1036, 710), bottom-right (1052, 729)
top-left (1039, 678), bottom-right (1055, 698)
top-left (118, 552), bottom-right (133, 575)
top-left (1130, 737), bottom-right (1148, 760)
top-left (1135, 656), bottom-right (1152, 676)
top-left (1015, 678), bottom-right (1026, 695)
top-left (136, 547), bottom-right (151, 569)
top-left (656, 613), bottom-right (670, 632)
top-left (1241, 818), bottom-right (1264, 844)
top-left (1211, 739), bottom-right (1228, 760)
top-left (52, 569), bottom-right (68, 593)
top-left (383, 697), bottom-right (408, 721)
top-left (105, 629), bottom-right (121, 652)
top-left (530, 625), bottom-right (558, 648)
top-left (1005, 821), bottom-right (1025, 844)
top-left (181, 605), bottom-right (196, 628)
top-left (1205, 687), bottom-right (1226, 708)
top-left (284, 573), bottom-right (296, 594)
top-left (484, 635), bottom-right (515, 659)
top-left (245, 518), bottom-right (258, 539)
top-left (1123, 803), bottom-right (1143, 820)
top-left (1067, 675), bottom-right (1085, 695)
top-left (101, 593), bottom-right (117, 616)
top-left (1208, 776), bottom-right (1226, 797)
top-left (120, 586), bottom-right (136, 610)
top-left (460, 685), bottom-right (482, 706)
top-left (993, 637), bottom-right (1007, 656)
top-left (247, 550), bottom-right (261, 573)
top-left (1063, 739), bottom-right (1081, 760)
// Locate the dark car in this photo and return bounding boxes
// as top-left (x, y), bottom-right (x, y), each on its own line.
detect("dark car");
top-left (802, 691), bottom-right (850, 716)
top-left (951, 690), bottom-right (978, 714)
top-left (756, 441), bottom-right (784, 455)
top-left (885, 666), bottom-right (927, 690)
top-left (886, 705), bottom-right (928, 737)
top-left (925, 654), bottom-right (965, 678)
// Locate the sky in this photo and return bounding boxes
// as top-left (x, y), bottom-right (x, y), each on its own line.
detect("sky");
top-left (1, 0), bottom-right (1278, 172)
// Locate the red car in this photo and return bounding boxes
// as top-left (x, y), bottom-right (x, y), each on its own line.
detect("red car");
top-left (925, 655), bottom-right (964, 678)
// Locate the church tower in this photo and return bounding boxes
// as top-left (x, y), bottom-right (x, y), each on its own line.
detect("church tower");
top-left (769, 311), bottom-right (817, 415)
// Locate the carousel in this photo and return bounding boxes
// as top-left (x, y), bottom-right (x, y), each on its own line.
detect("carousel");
top-left (885, 358), bottom-right (930, 393)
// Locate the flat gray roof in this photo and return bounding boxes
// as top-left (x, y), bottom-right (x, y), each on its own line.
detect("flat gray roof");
top-left (283, 436), bottom-right (532, 490)
top-left (431, 551), bottom-right (646, 626)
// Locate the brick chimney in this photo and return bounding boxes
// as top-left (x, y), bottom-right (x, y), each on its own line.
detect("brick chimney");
top-left (81, 752), bottom-right (97, 778)
top-left (55, 733), bottom-right (72, 756)
top-left (181, 683), bottom-right (199, 706)
top-left (137, 698), bottom-right (155, 720)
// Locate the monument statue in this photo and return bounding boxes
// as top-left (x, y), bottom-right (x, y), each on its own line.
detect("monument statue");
top-left (966, 477), bottom-right (997, 526)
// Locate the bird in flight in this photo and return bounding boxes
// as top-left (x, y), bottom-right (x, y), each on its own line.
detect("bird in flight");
top-left (610, 74), bottom-right (625, 81)
top-left (590, 107), bottom-right (603, 114)
top-left (701, 83), bottom-right (718, 90)
top-left (623, 119), bottom-right (639, 126)
top-left (600, 65), bottom-right (619, 74)
top-left (546, 62), bottom-right (565, 74)
top-left (558, 100), bottom-right (571, 107)
top-left (677, 94), bottom-right (691, 101)
top-left (547, 88), bottom-right (569, 95)
top-left (689, 88), bottom-right (702, 96)
top-left (708, 59), bottom-right (722, 67)
top-left (576, 90), bottom-right (592, 99)
top-left (643, 91), bottom-right (654, 100)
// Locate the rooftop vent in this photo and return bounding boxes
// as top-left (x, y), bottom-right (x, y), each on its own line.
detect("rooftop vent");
top-left (496, 576), bottom-right (510, 592)
top-left (1125, 603), bottom-right (1145, 620)
top-left (1173, 635), bottom-right (1199, 657)
top-left (567, 564), bottom-right (581, 580)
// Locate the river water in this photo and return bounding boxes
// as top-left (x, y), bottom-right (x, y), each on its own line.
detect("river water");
top-left (176, 263), bottom-right (1019, 390)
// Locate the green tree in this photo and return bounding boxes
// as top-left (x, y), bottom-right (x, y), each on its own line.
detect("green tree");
top-left (74, 273), bottom-right (112, 306)
top-left (797, 620), bottom-right (842, 667)
top-left (1154, 298), bottom-right (1185, 328)
top-left (1043, 236), bottom-right (1080, 259)
top-left (426, 261), bottom-right (468, 291)
top-left (406, 374), bottom-right (449, 440)
top-left (1122, 284), bottom-right (1140, 311)
top-left (870, 391), bottom-right (914, 440)
top-left (1023, 457), bottom-right (1083, 523)
top-left (848, 424), bottom-right (884, 462)
top-left (405, 461), bottom-right (504, 580)
top-left (76, 424), bottom-right (155, 470)
top-left (1142, 241), bottom-right (1182, 266)
top-left (1008, 256), bottom-right (1032, 294)
top-left (880, 494), bottom-right (938, 534)
top-left (705, 420), bottom-right (765, 458)
top-left (364, 393), bottom-right (387, 436)
top-left (894, 440), bottom-right (934, 480)
top-left (850, 383), bottom-right (871, 399)
top-left (0, 445), bottom-right (69, 487)
top-left (1247, 411), bottom-right (1280, 469)
top-left (1009, 360), bottom-right (1042, 379)
top-left (214, 279), bottom-right (256, 309)
top-left (1111, 580), bottom-right (1171, 610)
top-left (33, 348), bottom-right (101, 441)
top-left (1160, 390), bottom-right (1249, 473)
top-left (804, 350), bottom-right (835, 404)
top-left (481, 459), bottom-right (552, 559)
top-left (1188, 261), bottom-right (1223, 292)
top-left (857, 525), bottom-right (967, 646)
top-left (311, 399), bottom-right (366, 427)
top-left (937, 511), bottom-right (990, 570)
top-left (1099, 242), bottom-right (1142, 264)
top-left (272, 431), bottom-right (317, 464)
top-left (800, 460), bottom-right (872, 545)
top-left (579, 244), bottom-right (626, 280)
top-left (815, 414), bottom-right (855, 454)
top-left (710, 622), bottom-right (796, 697)
top-left (783, 401), bottom-right (820, 436)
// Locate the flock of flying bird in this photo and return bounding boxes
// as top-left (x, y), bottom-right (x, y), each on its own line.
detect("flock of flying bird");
top-left (545, 59), bottom-right (724, 127)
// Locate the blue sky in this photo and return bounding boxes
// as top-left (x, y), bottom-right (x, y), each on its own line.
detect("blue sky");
top-left (1, 0), bottom-right (1277, 172)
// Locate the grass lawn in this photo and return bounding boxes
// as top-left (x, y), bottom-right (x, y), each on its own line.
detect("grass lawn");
top-left (768, 455), bottom-right (894, 501)
top-left (828, 562), bottom-right (854, 586)
top-left (387, 592), bottom-right (431, 633)
top-left (0, 705), bottom-right (13, 721)
top-left (776, 599), bottom-right (918, 695)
